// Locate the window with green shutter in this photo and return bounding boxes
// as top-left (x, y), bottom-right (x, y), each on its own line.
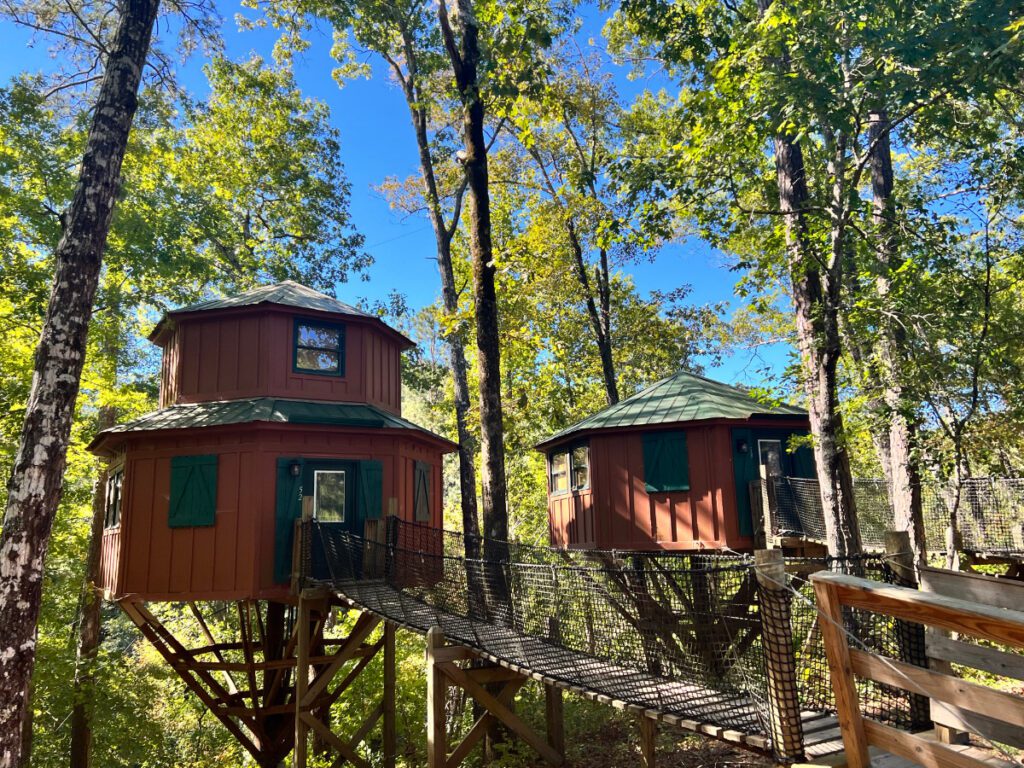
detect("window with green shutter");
top-left (413, 461), bottom-right (431, 522)
top-left (642, 431), bottom-right (690, 493)
top-left (169, 455), bottom-right (218, 528)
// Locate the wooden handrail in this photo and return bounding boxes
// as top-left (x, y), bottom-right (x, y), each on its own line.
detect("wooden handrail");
top-left (811, 570), bottom-right (1024, 768)
top-left (809, 572), bottom-right (1024, 649)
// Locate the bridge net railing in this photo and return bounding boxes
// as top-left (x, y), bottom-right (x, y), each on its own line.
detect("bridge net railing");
top-left (769, 476), bottom-right (1024, 554)
top-left (301, 519), bottom-right (922, 759)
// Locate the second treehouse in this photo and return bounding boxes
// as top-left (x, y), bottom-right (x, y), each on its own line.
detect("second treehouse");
top-left (88, 281), bottom-right (455, 766)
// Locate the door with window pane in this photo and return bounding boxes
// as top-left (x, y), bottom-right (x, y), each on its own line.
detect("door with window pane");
top-left (304, 460), bottom-right (357, 580)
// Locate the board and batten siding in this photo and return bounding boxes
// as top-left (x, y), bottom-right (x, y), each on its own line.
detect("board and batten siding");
top-left (163, 308), bottom-right (403, 414)
top-left (100, 424), bottom-right (446, 602)
top-left (547, 425), bottom-right (747, 551)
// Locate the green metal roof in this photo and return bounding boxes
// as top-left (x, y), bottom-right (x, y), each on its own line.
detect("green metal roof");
top-left (536, 370), bottom-right (806, 448)
top-left (89, 397), bottom-right (457, 453)
top-left (149, 280), bottom-right (413, 348)
top-left (170, 280), bottom-right (373, 318)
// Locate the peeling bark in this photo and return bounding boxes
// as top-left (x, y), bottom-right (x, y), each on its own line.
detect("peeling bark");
top-left (0, 2), bottom-right (159, 764)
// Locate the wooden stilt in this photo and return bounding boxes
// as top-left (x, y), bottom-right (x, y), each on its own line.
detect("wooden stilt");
top-left (545, 617), bottom-right (564, 760)
top-left (295, 595), bottom-right (312, 768)
top-left (638, 715), bottom-right (657, 768)
top-left (383, 622), bottom-right (396, 768)
top-left (426, 626), bottom-right (448, 768)
top-left (426, 627), bottom-right (563, 767)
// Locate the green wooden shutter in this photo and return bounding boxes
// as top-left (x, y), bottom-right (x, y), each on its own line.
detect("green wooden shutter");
top-left (413, 461), bottom-right (431, 521)
top-left (169, 455), bottom-right (218, 528)
top-left (358, 460), bottom-right (384, 521)
top-left (642, 432), bottom-right (690, 493)
top-left (274, 458), bottom-right (304, 583)
top-left (792, 441), bottom-right (816, 479)
top-left (731, 429), bottom-right (756, 536)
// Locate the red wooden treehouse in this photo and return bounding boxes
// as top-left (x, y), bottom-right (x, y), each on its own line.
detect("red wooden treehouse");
top-left (88, 281), bottom-right (454, 765)
top-left (537, 371), bottom-right (815, 552)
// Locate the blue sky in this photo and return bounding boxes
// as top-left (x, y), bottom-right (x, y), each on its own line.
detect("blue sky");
top-left (0, 4), bottom-right (792, 387)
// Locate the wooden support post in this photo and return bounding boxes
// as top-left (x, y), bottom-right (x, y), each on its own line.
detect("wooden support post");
top-left (755, 549), bottom-right (804, 763)
top-left (426, 627), bottom-right (447, 768)
top-left (758, 465), bottom-right (778, 548)
top-left (294, 595), bottom-right (312, 768)
top-left (638, 715), bottom-right (657, 768)
top-left (884, 531), bottom-right (930, 730)
top-left (545, 618), bottom-right (564, 759)
top-left (383, 622), bottom-right (396, 768)
top-left (812, 579), bottom-right (871, 768)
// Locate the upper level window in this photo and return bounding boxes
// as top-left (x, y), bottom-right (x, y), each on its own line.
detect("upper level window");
top-left (549, 444), bottom-right (589, 495)
top-left (104, 467), bottom-right (124, 528)
top-left (294, 320), bottom-right (345, 376)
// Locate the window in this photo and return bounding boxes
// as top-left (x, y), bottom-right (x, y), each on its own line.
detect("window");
top-left (642, 431), bottom-right (690, 493)
top-left (104, 468), bottom-right (124, 528)
top-left (294, 319), bottom-right (345, 376)
top-left (413, 461), bottom-right (431, 522)
top-left (570, 446), bottom-right (589, 491)
top-left (549, 444), bottom-right (589, 494)
top-left (549, 452), bottom-right (568, 494)
top-left (314, 470), bottom-right (346, 522)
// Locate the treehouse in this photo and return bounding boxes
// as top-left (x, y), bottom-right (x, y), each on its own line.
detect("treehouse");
top-left (88, 280), bottom-right (456, 602)
top-left (536, 370), bottom-right (815, 551)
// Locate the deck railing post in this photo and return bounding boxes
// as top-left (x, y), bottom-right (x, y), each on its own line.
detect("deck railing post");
top-left (755, 548), bottom-right (804, 763)
top-left (884, 530), bottom-right (930, 729)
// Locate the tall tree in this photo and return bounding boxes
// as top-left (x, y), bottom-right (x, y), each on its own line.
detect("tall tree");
top-left (613, 0), bottom-right (1022, 555)
top-left (507, 53), bottom-right (633, 405)
top-left (436, 0), bottom-right (508, 554)
top-left (0, 0), bottom-right (160, 762)
top-left (306, 0), bottom-right (484, 561)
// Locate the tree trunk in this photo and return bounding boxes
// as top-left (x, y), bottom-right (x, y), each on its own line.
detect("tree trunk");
top-left (566, 220), bottom-right (618, 405)
top-left (438, 0), bottom-right (510, 565)
top-left (868, 110), bottom-right (926, 566)
top-left (394, 34), bottom-right (483, 561)
top-left (771, 132), bottom-right (862, 557)
top-left (0, 2), bottom-right (159, 764)
top-left (755, 0), bottom-right (861, 557)
top-left (70, 406), bottom-right (117, 768)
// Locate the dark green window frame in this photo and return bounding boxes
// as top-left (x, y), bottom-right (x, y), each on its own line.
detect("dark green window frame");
top-left (293, 318), bottom-right (346, 377)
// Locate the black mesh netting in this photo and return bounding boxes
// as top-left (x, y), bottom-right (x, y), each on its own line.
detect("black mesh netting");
top-left (788, 554), bottom-right (930, 731)
top-left (768, 476), bottom-right (1023, 554)
top-left (300, 519), bottom-right (925, 761)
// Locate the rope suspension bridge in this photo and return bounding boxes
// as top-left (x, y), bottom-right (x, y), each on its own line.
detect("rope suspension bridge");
top-left (295, 517), bottom-right (928, 766)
